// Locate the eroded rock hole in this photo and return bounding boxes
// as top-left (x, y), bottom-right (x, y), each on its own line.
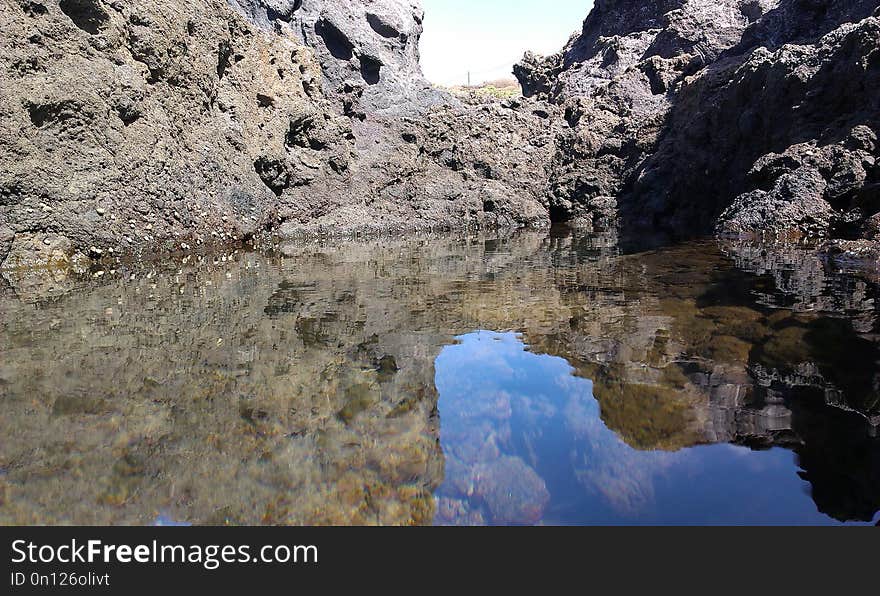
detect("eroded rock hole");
top-left (1, 182), bottom-right (25, 207)
top-left (548, 203), bottom-right (572, 223)
top-left (116, 104), bottom-right (141, 126)
top-left (474, 161), bottom-right (494, 179)
top-left (58, 0), bottom-right (109, 35)
top-left (266, 0), bottom-right (302, 22)
top-left (27, 100), bottom-right (76, 128)
top-left (254, 157), bottom-right (290, 196)
top-left (360, 55), bottom-right (382, 85)
top-left (22, 2), bottom-right (49, 17)
top-left (316, 19), bottom-right (354, 61)
top-left (217, 41), bottom-right (233, 80)
top-left (287, 114), bottom-right (327, 151)
top-left (366, 13), bottom-right (400, 38)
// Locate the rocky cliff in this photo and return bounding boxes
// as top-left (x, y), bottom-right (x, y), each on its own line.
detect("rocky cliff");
top-left (0, 0), bottom-right (350, 268)
top-left (515, 0), bottom-right (880, 245)
top-left (0, 0), bottom-right (557, 270)
top-left (3, 0), bottom-right (880, 270)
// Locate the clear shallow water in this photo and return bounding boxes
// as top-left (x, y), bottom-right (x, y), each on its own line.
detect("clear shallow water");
top-left (1, 230), bottom-right (879, 525)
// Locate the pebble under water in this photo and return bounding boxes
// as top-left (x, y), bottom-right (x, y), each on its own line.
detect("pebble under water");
top-left (1, 229), bottom-right (879, 525)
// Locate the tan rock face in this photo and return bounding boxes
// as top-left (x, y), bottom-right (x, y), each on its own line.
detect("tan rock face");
top-left (1, 0), bottom-right (563, 267)
top-left (0, 0), bottom-right (353, 266)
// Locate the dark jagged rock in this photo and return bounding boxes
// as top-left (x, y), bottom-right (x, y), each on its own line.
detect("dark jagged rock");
top-left (645, 9), bottom-right (880, 237)
top-left (717, 126), bottom-right (878, 237)
top-left (512, 51), bottom-right (562, 100)
top-left (515, 0), bottom-right (880, 247)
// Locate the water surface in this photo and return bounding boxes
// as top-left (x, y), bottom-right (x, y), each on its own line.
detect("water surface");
top-left (1, 230), bottom-right (878, 525)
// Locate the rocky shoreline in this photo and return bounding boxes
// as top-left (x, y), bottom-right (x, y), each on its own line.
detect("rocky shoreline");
top-left (2, 0), bottom-right (879, 270)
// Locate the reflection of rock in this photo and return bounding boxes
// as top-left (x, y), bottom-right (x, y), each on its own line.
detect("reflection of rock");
top-left (793, 403), bottom-right (880, 522)
top-left (2, 266), bottom-right (80, 304)
top-left (587, 365), bottom-right (704, 451)
top-left (434, 497), bottom-right (485, 526)
top-left (0, 251), bottom-right (444, 525)
top-left (720, 237), bottom-right (878, 323)
top-left (472, 457), bottom-right (549, 525)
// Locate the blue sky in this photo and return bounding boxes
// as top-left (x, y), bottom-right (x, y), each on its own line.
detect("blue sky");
top-left (420, 0), bottom-right (594, 86)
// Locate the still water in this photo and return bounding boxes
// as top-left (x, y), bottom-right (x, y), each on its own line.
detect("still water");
top-left (1, 230), bottom-right (878, 525)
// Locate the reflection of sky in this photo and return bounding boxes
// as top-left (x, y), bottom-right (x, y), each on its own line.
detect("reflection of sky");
top-left (435, 331), bottom-right (872, 525)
